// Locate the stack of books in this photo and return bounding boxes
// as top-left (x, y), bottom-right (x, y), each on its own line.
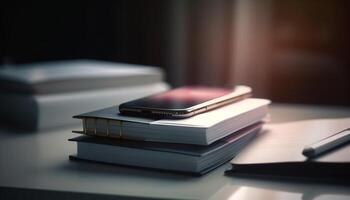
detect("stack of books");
top-left (0, 60), bottom-right (168, 131)
top-left (70, 89), bottom-right (270, 175)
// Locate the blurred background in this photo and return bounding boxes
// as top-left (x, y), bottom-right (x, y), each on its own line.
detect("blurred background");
top-left (2, 0), bottom-right (350, 105)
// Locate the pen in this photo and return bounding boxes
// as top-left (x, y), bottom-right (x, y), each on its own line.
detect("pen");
top-left (302, 128), bottom-right (350, 158)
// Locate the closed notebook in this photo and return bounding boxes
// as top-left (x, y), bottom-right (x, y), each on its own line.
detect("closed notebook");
top-left (73, 98), bottom-right (270, 145)
top-left (227, 118), bottom-right (350, 182)
top-left (0, 82), bottom-right (168, 131)
top-left (69, 123), bottom-right (262, 175)
top-left (0, 60), bottom-right (164, 94)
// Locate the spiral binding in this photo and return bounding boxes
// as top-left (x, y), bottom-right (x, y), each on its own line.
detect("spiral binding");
top-left (73, 118), bottom-right (124, 139)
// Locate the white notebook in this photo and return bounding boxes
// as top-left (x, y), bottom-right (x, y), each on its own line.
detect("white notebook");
top-left (73, 98), bottom-right (270, 145)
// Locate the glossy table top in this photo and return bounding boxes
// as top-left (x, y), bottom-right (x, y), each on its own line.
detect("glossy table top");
top-left (1, 103), bottom-right (350, 200)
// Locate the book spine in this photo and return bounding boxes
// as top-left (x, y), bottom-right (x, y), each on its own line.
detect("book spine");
top-left (74, 118), bottom-right (125, 139)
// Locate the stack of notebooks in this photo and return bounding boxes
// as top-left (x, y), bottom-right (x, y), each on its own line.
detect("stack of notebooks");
top-left (70, 89), bottom-right (270, 175)
top-left (0, 60), bottom-right (168, 131)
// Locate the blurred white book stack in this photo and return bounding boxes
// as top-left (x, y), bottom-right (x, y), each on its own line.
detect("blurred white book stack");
top-left (0, 60), bottom-right (169, 131)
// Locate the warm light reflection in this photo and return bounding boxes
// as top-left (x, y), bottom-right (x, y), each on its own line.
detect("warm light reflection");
top-left (228, 187), bottom-right (301, 200)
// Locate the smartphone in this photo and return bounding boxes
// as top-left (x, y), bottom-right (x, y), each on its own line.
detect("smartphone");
top-left (119, 86), bottom-right (251, 119)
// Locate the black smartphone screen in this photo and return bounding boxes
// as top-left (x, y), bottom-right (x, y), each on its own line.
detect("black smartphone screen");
top-left (122, 87), bottom-right (233, 110)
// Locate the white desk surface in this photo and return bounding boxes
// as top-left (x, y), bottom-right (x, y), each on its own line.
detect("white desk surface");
top-left (1, 103), bottom-right (350, 200)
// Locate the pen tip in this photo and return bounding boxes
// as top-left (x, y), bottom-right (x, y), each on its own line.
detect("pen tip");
top-left (302, 147), bottom-right (315, 157)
